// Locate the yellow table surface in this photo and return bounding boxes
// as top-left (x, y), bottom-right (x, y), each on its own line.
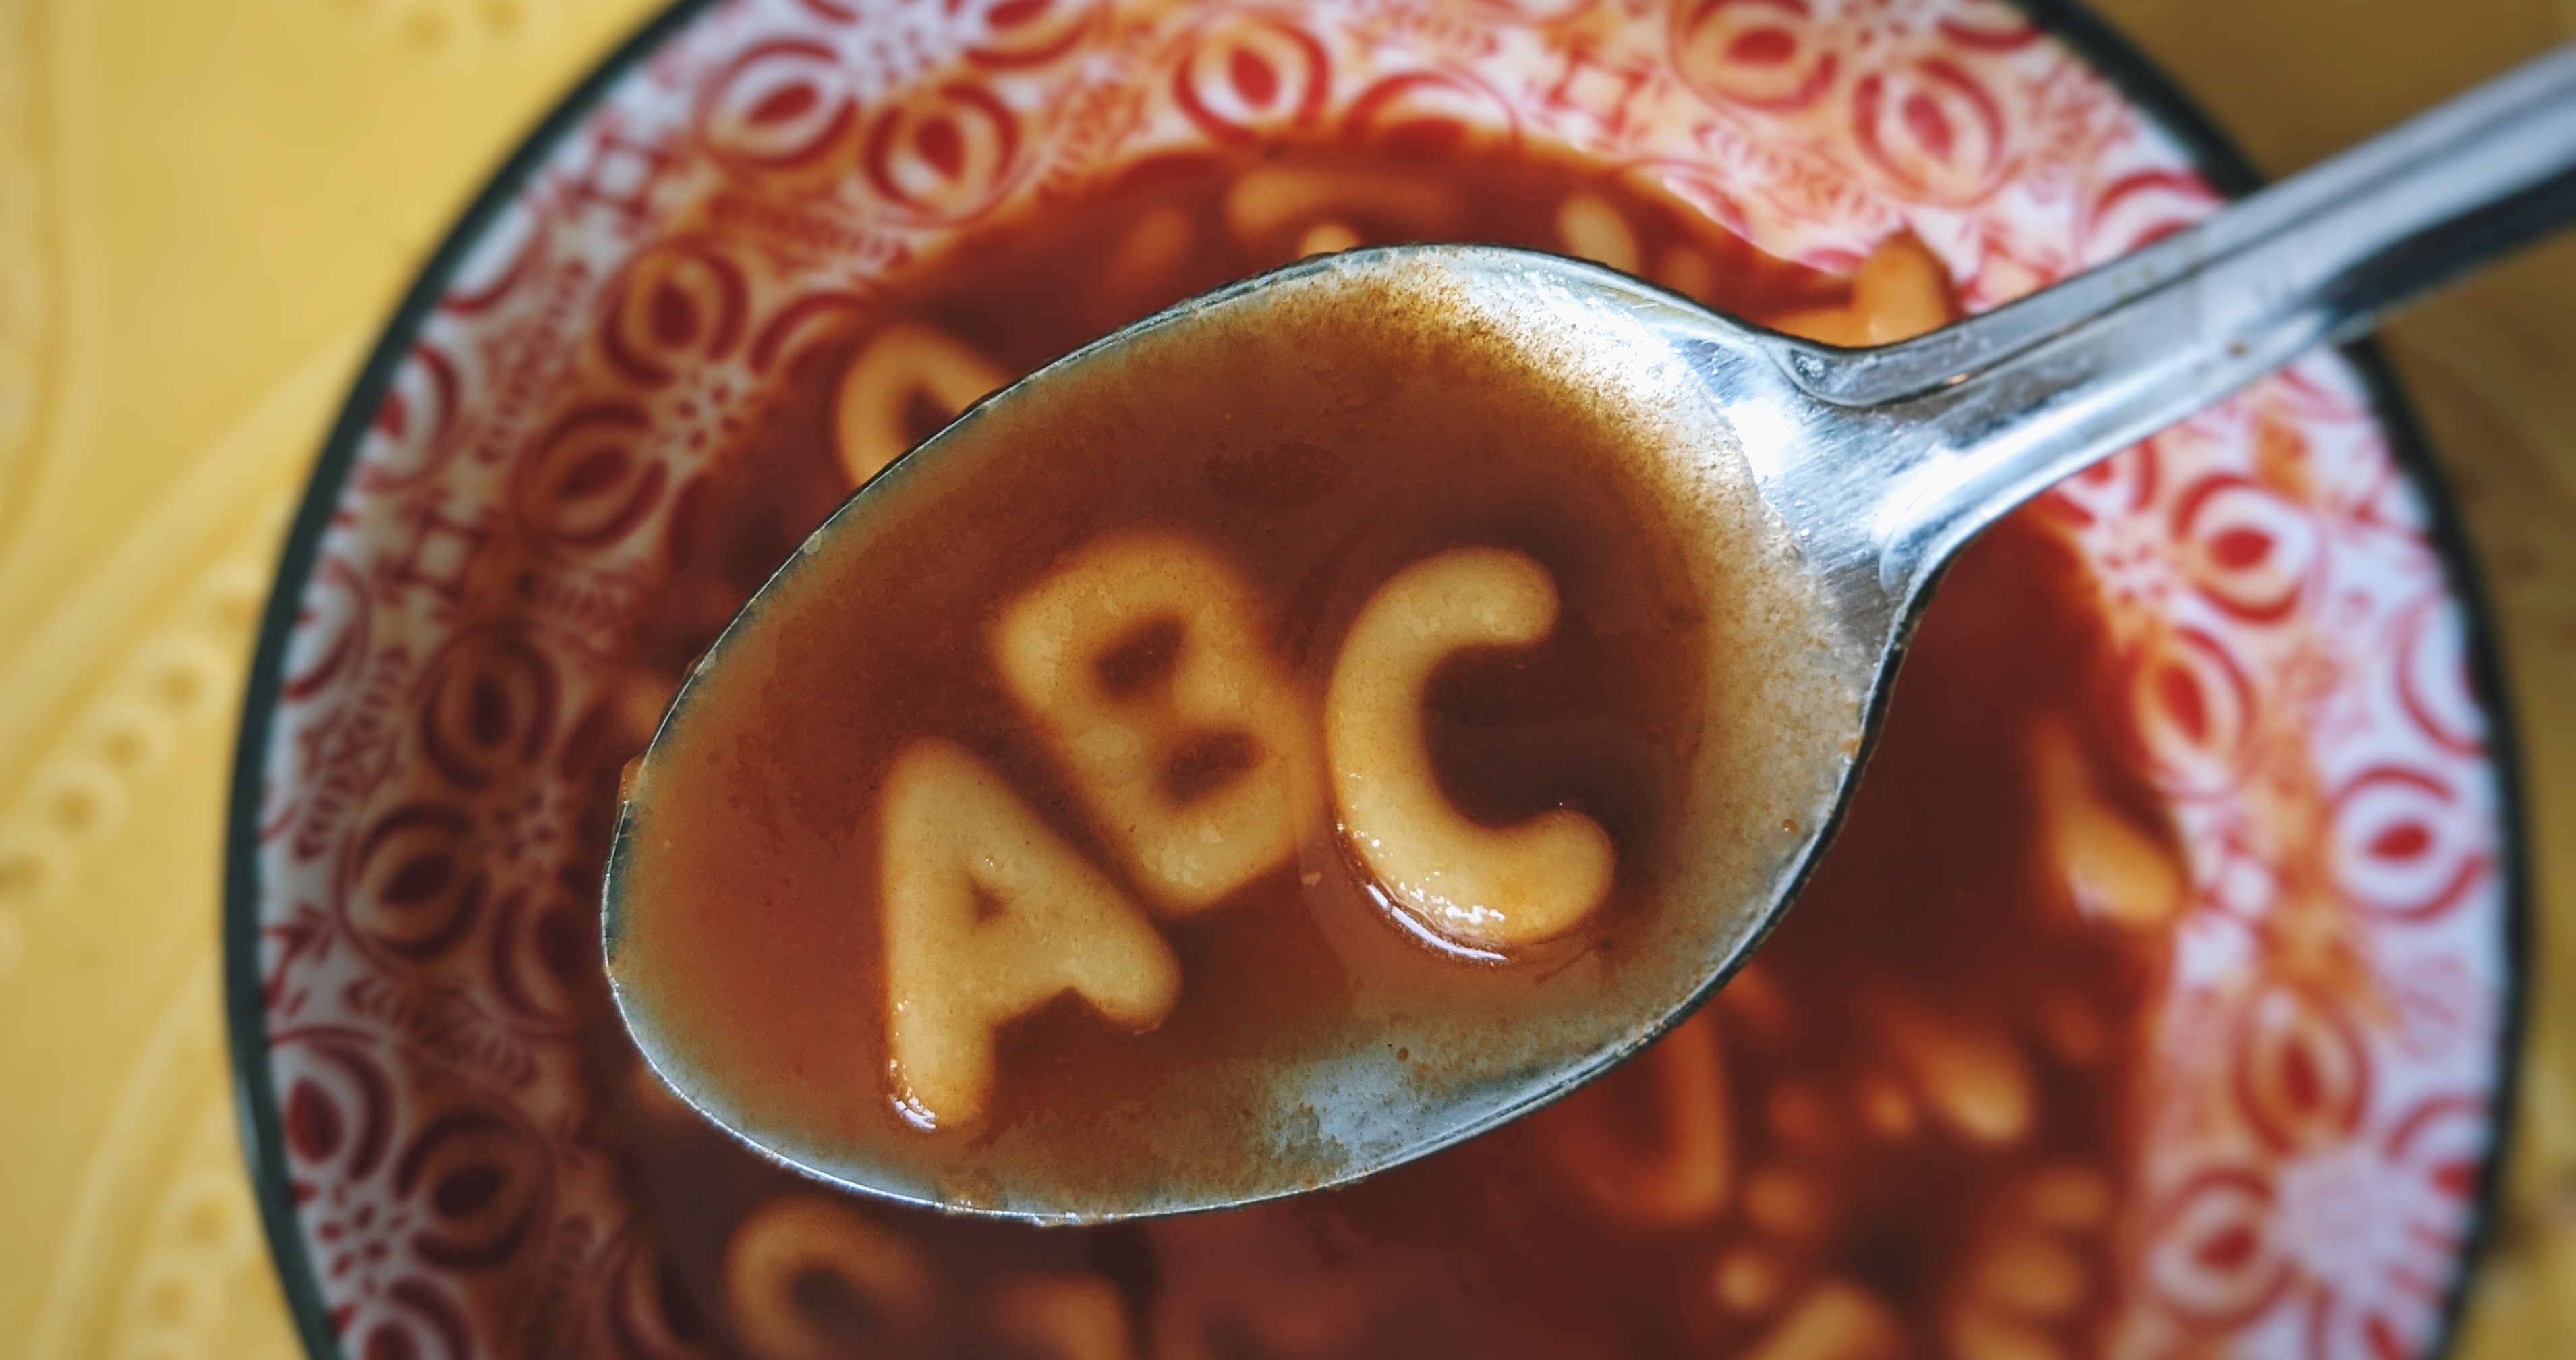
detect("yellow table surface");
top-left (0, 0), bottom-right (2569, 1355)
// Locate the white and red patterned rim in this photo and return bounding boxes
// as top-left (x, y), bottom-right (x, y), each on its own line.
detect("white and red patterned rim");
top-left (223, 1), bottom-right (2527, 1358)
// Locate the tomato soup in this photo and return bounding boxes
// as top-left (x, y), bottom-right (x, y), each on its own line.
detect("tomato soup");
top-left (594, 147), bottom-right (2179, 1360)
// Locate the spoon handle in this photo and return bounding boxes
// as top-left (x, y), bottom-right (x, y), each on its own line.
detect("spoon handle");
top-left (1795, 45), bottom-right (2576, 600)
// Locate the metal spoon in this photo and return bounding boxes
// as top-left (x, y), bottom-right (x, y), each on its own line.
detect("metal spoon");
top-left (606, 47), bottom-right (2576, 1222)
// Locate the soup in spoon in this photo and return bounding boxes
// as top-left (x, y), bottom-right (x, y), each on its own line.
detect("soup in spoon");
top-left (605, 239), bottom-right (1871, 1215)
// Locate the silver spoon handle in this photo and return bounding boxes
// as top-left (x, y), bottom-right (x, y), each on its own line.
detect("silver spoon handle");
top-left (1798, 45), bottom-right (2576, 600)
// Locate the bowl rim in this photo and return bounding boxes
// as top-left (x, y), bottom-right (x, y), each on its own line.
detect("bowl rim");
top-left (221, 2), bottom-right (2534, 1356)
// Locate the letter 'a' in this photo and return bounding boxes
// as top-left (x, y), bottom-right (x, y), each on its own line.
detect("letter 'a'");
top-left (880, 739), bottom-right (1182, 1129)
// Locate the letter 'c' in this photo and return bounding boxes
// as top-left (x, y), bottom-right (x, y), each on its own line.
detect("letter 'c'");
top-left (1325, 548), bottom-right (1613, 951)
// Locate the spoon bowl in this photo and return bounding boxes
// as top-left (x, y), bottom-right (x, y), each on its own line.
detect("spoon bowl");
top-left (606, 247), bottom-right (1878, 1222)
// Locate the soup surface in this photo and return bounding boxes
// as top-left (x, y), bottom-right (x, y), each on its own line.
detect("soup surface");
top-left (590, 147), bottom-right (2181, 1358)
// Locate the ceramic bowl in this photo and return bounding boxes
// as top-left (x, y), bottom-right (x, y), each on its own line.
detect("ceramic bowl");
top-left (224, 0), bottom-right (2523, 1356)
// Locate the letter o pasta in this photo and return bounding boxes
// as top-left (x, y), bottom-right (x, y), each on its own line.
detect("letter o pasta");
top-left (724, 1196), bottom-right (931, 1359)
top-left (834, 322), bottom-right (1008, 486)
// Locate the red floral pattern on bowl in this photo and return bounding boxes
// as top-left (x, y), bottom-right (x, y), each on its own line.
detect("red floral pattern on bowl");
top-left (227, 0), bottom-right (2515, 1357)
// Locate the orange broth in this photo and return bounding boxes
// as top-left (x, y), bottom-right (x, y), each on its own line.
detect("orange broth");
top-left (590, 148), bottom-right (2175, 1359)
